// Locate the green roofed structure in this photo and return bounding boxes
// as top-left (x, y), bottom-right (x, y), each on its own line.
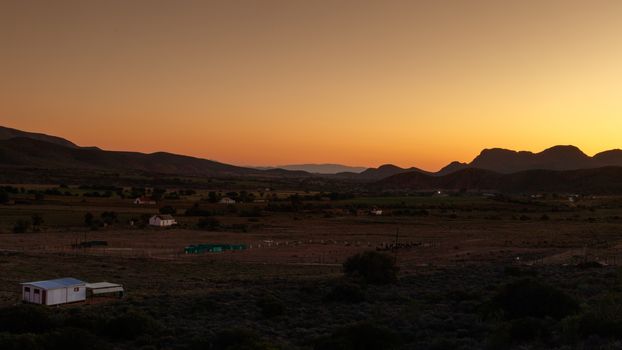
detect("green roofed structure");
top-left (184, 244), bottom-right (247, 254)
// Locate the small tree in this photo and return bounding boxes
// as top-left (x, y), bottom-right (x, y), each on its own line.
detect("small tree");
top-left (343, 251), bottom-right (399, 285)
top-left (31, 214), bottom-right (44, 232)
top-left (492, 278), bottom-right (579, 320)
top-left (151, 188), bottom-right (166, 201)
top-left (314, 323), bottom-right (402, 350)
top-left (0, 191), bottom-right (9, 204)
top-left (197, 217), bottom-right (220, 231)
top-left (13, 220), bottom-right (31, 233)
top-left (100, 211), bottom-right (118, 226)
top-left (84, 212), bottom-right (94, 227)
top-left (159, 206), bottom-right (176, 215)
top-left (207, 191), bottom-right (219, 203)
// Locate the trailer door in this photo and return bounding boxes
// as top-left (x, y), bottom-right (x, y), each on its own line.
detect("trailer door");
top-left (23, 286), bottom-right (31, 302)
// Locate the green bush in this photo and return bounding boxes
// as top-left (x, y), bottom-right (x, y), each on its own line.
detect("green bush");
top-left (568, 297), bottom-right (622, 339)
top-left (197, 217), bottom-right (220, 231)
top-left (314, 323), bottom-right (402, 350)
top-left (13, 220), bottom-right (31, 233)
top-left (103, 309), bottom-right (159, 340)
top-left (491, 278), bottom-right (579, 320)
top-left (211, 328), bottom-right (278, 350)
top-left (488, 317), bottom-right (553, 348)
top-left (0, 191), bottom-right (9, 204)
top-left (256, 296), bottom-right (285, 319)
top-left (46, 327), bottom-right (105, 350)
top-left (324, 282), bottom-right (366, 303)
top-left (159, 205), bottom-right (177, 215)
top-left (0, 305), bottom-right (55, 334)
top-left (343, 251), bottom-right (398, 285)
top-left (0, 333), bottom-right (43, 350)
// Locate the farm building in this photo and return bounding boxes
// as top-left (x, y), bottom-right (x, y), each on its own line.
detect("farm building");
top-left (21, 278), bottom-right (86, 305)
top-left (134, 196), bottom-right (156, 205)
top-left (85, 282), bottom-right (124, 298)
top-left (219, 197), bottom-right (236, 204)
top-left (21, 278), bottom-right (125, 305)
top-left (149, 214), bottom-right (177, 227)
top-left (370, 207), bottom-right (383, 215)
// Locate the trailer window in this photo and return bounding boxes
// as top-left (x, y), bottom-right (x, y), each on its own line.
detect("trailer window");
top-left (24, 287), bottom-right (30, 292)
top-left (34, 289), bottom-right (40, 294)
top-left (74, 287), bottom-right (80, 292)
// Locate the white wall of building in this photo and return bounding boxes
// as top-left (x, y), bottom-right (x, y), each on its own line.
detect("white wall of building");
top-left (21, 285), bottom-right (87, 305)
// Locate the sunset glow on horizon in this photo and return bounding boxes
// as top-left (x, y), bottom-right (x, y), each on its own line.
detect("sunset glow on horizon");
top-left (3, 0), bottom-right (622, 171)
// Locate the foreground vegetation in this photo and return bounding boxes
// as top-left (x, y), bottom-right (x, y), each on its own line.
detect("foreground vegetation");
top-left (1, 250), bottom-right (622, 349)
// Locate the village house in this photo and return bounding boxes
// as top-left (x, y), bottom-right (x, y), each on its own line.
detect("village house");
top-left (370, 207), bottom-right (383, 216)
top-left (134, 196), bottom-right (157, 205)
top-left (219, 197), bottom-right (236, 204)
top-left (149, 214), bottom-right (177, 227)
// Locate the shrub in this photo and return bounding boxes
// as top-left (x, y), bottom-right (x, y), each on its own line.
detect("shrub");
top-left (197, 217), bottom-right (220, 231)
top-left (491, 278), bottom-right (579, 320)
top-left (0, 305), bottom-right (55, 334)
top-left (488, 317), bottom-right (552, 348)
top-left (239, 207), bottom-right (262, 217)
top-left (185, 203), bottom-right (211, 216)
top-left (84, 212), bottom-right (94, 226)
top-left (503, 266), bottom-right (537, 277)
top-left (159, 205), bottom-right (176, 215)
top-left (100, 211), bottom-right (118, 225)
top-left (103, 310), bottom-right (159, 340)
top-left (0, 333), bottom-right (43, 350)
top-left (568, 297), bottom-right (622, 339)
top-left (13, 220), bottom-right (31, 233)
top-left (343, 251), bottom-right (398, 285)
top-left (256, 296), bottom-right (285, 318)
top-left (0, 191), bottom-right (9, 204)
top-left (46, 327), bottom-right (105, 350)
top-left (324, 282), bottom-right (366, 303)
top-left (211, 328), bottom-right (278, 350)
top-left (31, 214), bottom-right (44, 232)
top-left (314, 323), bottom-right (402, 350)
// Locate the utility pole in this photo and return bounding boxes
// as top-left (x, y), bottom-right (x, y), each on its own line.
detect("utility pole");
top-left (393, 227), bottom-right (399, 264)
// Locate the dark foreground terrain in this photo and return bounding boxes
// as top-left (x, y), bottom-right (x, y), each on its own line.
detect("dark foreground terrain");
top-left (1, 251), bottom-right (622, 349)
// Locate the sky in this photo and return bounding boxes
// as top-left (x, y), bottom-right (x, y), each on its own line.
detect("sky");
top-left (2, 0), bottom-right (622, 171)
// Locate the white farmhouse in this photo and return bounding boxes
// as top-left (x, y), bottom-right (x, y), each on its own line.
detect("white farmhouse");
top-left (21, 278), bottom-right (86, 306)
top-left (219, 197), bottom-right (236, 204)
top-left (370, 208), bottom-right (383, 216)
top-left (149, 214), bottom-right (177, 227)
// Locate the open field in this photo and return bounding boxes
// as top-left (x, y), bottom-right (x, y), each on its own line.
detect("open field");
top-left (3, 186), bottom-right (622, 349)
top-left (3, 188), bottom-right (622, 268)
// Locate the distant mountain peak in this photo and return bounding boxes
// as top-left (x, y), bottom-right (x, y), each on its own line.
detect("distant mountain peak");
top-left (437, 161), bottom-right (469, 176)
top-left (441, 145), bottom-right (615, 175)
top-left (376, 164), bottom-right (402, 170)
top-left (254, 163), bottom-right (366, 174)
top-left (539, 145), bottom-right (588, 157)
top-left (0, 125), bottom-right (78, 148)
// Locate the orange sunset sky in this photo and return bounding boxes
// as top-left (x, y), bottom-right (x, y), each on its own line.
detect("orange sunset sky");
top-left (2, 0), bottom-right (622, 171)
